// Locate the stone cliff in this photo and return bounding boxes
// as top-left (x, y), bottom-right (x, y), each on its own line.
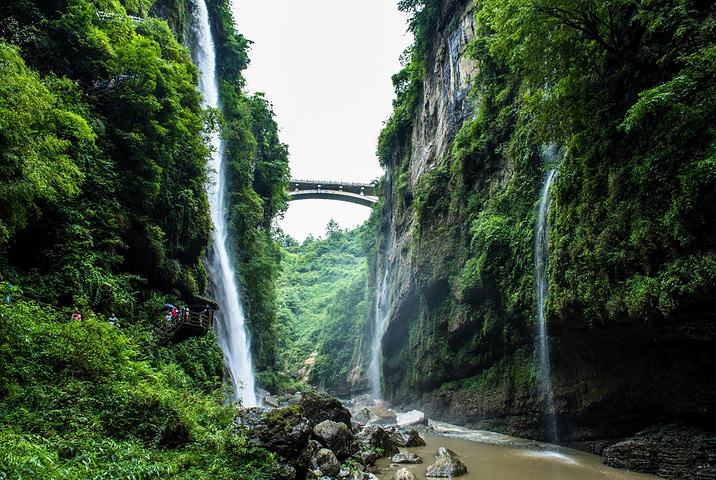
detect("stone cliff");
top-left (366, 0), bottom-right (716, 474)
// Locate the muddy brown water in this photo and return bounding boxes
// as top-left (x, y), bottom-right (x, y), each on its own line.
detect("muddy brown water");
top-left (376, 422), bottom-right (659, 480)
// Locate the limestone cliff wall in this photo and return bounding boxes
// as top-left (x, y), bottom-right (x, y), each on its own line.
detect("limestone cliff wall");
top-left (372, 0), bottom-right (716, 461)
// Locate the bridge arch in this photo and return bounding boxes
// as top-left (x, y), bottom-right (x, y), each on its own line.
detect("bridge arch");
top-left (287, 179), bottom-right (378, 207)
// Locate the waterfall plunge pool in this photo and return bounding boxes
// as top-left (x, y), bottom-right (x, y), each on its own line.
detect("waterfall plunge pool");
top-left (375, 421), bottom-right (659, 480)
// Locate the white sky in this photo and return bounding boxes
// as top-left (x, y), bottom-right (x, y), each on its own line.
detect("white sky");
top-left (231, 0), bottom-right (411, 240)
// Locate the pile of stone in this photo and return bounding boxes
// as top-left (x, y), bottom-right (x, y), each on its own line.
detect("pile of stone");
top-left (238, 389), bottom-right (469, 479)
top-left (236, 390), bottom-right (435, 480)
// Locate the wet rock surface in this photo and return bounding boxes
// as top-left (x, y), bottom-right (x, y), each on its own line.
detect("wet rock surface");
top-left (389, 427), bottom-right (427, 448)
top-left (356, 425), bottom-right (400, 458)
top-left (235, 405), bottom-right (311, 473)
top-left (602, 424), bottom-right (716, 479)
top-left (315, 447), bottom-right (341, 477)
top-left (392, 452), bottom-right (423, 464)
top-left (313, 420), bottom-right (359, 460)
top-left (396, 468), bottom-right (418, 480)
top-left (425, 447), bottom-right (468, 478)
top-left (300, 390), bottom-right (353, 429)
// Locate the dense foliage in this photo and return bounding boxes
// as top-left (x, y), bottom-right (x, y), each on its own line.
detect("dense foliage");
top-left (0, 300), bottom-right (279, 479)
top-left (0, 0), bottom-right (288, 475)
top-left (374, 0), bottom-right (716, 399)
top-left (275, 222), bottom-right (376, 394)
top-left (0, 0), bottom-right (211, 312)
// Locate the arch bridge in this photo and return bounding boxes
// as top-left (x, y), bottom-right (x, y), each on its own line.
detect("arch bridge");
top-left (288, 179), bottom-right (378, 207)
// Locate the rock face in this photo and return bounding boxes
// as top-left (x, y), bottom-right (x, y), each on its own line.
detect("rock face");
top-left (313, 420), bottom-right (358, 459)
top-left (353, 0), bottom-right (716, 470)
top-left (392, 452), bottom-right (423, 464)
top-left (602, 424), bottom-right (716, 479)
top-left (425, 448), bottom-right (468, 478)
top-left (355, 425), bottom-right (400, 457)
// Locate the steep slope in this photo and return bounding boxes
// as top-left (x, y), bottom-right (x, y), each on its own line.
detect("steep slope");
top-left (373, 0), bottom-right (716, 456)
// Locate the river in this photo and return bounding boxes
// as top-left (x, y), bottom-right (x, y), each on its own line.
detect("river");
top-left (376, 421), bottom-right (658, 480)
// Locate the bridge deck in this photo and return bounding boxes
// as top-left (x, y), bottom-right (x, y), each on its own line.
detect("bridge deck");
top-left (289, 179), bottom-right (377, 197)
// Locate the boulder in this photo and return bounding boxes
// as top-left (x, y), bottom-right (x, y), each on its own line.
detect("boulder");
top-left (355, 425), bottom-right (400, 457)
top-left (355, 449), bottom-right (379, 466)
top-left (313, 420), bottom-right (359, 459)
top-left (300, 390), bottom-right (352, 429)
top-left (353, 408), bottom-right (377, 425)
top-left (315, 448), bottom-right (340, 477)
top-left (425, 447), bottom-right (468, 477)
top-left (235, 406), bottom-right (311, 472)
top-left (392, 452), bottom-right (423, 464)
top-left (396, 410), bottom-right (428, 428)
top-left (396, 468), bottom-right (418, 480)
top-left (367, 405), bottom-right (397, 425)
top-left (389, 428), bottom-right (427, 448)
top-left (351, 400), bottom-right (397, 426)
top-left (602, 424), bottom-right (716, 479)
top-left (273, 463), bottom-right (297, 480)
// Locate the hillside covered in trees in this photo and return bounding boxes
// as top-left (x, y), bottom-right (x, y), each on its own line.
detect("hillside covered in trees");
top-left (0, 0), bottom-right (288, 476)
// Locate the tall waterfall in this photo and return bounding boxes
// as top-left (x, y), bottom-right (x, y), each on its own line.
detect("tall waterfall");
top-left (369, 269), bottom-right (391, 399)
top-left (191, 0), bottom-right (257, 407)
top-left (534, 163), bottom-right (558, 442)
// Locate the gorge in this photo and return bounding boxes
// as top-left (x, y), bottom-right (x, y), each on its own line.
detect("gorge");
top-left (0, 0), bottom-right (715, 479)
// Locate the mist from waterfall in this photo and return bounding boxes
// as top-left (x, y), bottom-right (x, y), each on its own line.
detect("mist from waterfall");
top-left (191, 0), bottom-right (257, 407)
top-left (369, 268), bottom-right (391, 400)
top-left (534, 146), bottom-right (559, 442)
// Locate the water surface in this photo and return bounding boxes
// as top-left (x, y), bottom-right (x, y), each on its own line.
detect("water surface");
top-left (376, 422), bottom-right (658, 480)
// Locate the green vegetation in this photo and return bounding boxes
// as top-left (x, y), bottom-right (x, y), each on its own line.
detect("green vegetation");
top-left (0, 300), bottom-right (279, 479)
top-left (375, 0), bottom-right (716, 399)
top-left (275, 221), bottom-right (377, 393)
top-left (205, 0), bottom-right (290, 374)
top-left (0, 0), bottom-right (288, 475)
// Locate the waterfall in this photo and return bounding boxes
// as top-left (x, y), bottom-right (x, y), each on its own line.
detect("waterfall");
top-left (191, 0), bottom-right (257, 407)
top-left (534, 160), bottom-right (558, 442)
top-left (369, 269), bottom-right (391, 399)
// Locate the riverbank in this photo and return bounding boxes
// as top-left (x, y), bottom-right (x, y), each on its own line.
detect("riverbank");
top-left (376, 421), bottom-right (659, 480)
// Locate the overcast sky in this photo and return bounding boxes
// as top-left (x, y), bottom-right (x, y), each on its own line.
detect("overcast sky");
top-left (231, 0), bottom-right (411, 240)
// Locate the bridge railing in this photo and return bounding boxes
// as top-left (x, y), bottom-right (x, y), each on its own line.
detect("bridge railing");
top-left (290, 179), bottom-right (377, 188)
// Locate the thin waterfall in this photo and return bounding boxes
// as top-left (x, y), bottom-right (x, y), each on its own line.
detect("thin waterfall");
top-left (369, 269), bottom-right (391, 399)
top-left (368, 171), bottom-right (394, 400)
top-left (535, 159), bottom-right (558, 442)
top-left (191, 0), bottom-right (257, 407)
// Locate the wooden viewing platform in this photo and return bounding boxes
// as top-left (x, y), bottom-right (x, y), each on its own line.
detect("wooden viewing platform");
top-left (165, 296), bottom-right (218, 343)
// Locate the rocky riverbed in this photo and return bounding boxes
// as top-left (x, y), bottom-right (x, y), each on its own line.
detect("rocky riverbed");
top-left (237, 391), bottom-right (716, 480)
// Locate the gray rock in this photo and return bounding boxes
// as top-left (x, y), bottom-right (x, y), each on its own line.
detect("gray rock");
top-left (355, 449), bottom-right (379, 466)
top-left (425, 447), bottom-right (468, 477)
top-left (235, 406), bottom-right (311, 472)
top-left (355, 425), bottom-right (400, 458)
top-left (392, 452), bottom-right (423, 464)
top-left (389, 428), bottom-right (427, 448)
top-left (396, 410), bottom-right (428, 428)
top-left (603, 424), bottom-right (716, 479)
top-left (313, 420), bottom-right (359, 459)
top-left (300, 390), bottom-right (352, 429)
top-left (396, 468), bottom-right (418, 480)
top-left (315, 448), bottom-right (340, 477)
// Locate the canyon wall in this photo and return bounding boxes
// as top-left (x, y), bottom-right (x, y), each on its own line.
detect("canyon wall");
top-left (372, 0), bottom-right (716, 462)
